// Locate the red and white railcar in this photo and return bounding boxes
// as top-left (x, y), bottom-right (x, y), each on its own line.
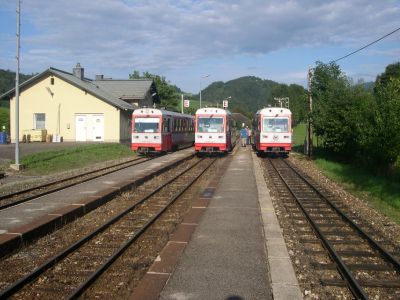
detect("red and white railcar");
top-left (131, 108), bottom-right (194, 154)
top-left (194, 107), bottom-right (237, 154)
top-left (253, 107), bottom-right (292, 155)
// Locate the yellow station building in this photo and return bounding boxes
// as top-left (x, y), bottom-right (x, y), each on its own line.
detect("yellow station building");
top-left (1, 63), bottom-right (159, 143)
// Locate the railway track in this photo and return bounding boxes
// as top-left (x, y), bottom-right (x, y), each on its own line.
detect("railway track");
top-left (264, 157), bottom-right (400, 299)
top-left (0, 156), bottom-right (215, 299)
top-left (0, 157), bottom-right (150, 210)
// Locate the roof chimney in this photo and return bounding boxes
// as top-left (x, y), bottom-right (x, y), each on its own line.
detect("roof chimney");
top-left (95, 74), bottom-right (104, 81)
top-left (73, 63), bottom-right (84, 80)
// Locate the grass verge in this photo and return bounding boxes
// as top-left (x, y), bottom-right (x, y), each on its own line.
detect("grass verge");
top-left (292, 123), bottom-right (400, 224)
top-left (17, 143), bottom-right (135, 176)
top-left (314, 158), bottom-right (400, 224)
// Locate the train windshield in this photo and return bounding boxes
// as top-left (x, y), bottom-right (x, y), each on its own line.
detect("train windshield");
top-left (263, 117), bottom-right (289, 132)
top-left (134, 117), bottom-right (160, 133)
top-left (197, 117), bottom-right (224, 133)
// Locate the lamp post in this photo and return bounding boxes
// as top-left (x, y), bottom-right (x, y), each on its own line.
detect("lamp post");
top-left (199, 74), bottom-right (210, 109)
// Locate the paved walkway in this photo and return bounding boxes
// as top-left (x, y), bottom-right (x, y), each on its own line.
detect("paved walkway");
top-left (160, 146), bottom-right (272, 299)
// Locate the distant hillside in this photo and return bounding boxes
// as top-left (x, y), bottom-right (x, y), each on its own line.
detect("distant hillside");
top-left (360, 81), bottom-right (374, 91)
top-left (198, 76), bottom-right (308, 124)
top-left (0, 69), bottom-right (36, 107)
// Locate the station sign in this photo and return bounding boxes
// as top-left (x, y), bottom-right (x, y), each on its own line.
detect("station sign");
top-left (223, 100), bottom-right (229, 108)
top-left (184, 99), bottom-right (190, 107)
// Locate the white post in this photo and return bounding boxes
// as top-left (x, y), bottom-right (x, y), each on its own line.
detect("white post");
top-left (181, 94), bottom-right (183, 114)
top-left (307, 68), bottom-right (313, 157)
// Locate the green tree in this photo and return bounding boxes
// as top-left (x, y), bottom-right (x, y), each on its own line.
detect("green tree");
top-left (129, 70), bottom-right (179, 109)
top-left (310, 61), bottom-right (374, 159)
top-left (0, 107), bottom-right (10, 133)
top-left (368, 77), bottom-right (400, 171)
top-left (375, 62), bottom-right (400, 87)
top-left (311, 62), bottom-right (349, 153)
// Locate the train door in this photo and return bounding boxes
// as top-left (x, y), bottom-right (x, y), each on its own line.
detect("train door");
top-left (254, 115), bottom-right (260, 151)
top-left (162, 117), bottom-right (172, 151)
top-left (225, 115), bottom-right (231, 151)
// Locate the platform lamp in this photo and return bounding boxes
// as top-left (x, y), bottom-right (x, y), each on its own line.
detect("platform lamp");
top-left (199, 74), bottom-right (210, 109)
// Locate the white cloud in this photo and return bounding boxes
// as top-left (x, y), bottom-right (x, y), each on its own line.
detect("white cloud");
top-left (1, 0), bottom-right (399, 90)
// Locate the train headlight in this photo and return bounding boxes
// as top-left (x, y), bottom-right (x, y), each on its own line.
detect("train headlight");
top-left (262, 135), bottom-right (268, 138)
top-left (218, 136), bottom-right (223, 139)
top-left (284, 136), bottom-right (289, 139)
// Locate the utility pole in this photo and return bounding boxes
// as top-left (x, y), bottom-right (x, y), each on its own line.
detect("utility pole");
top-left (307, 68), bottom-right (313, 157)
top-left (12, 0), bottom-right (22, 170)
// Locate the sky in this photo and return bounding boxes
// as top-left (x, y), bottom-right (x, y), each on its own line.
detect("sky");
top-left (0, 0), bottom-right (399, 94)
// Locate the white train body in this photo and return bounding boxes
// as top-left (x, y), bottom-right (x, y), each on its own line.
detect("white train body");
top-left (253, 107), bottom-right (292, 154)
top-left (131, 108), bottom-right (194, 154)
top-left (194, 107), bottom-right (236, 153)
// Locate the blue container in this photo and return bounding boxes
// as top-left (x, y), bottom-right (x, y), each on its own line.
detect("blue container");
top-left (0, 132), bottom-right (7, 144)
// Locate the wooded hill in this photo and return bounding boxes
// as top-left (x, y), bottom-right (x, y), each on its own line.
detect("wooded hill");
top-left (0, 69), bottom-right (34, 94)
top-left (0, 69), bottom-right (34, 107)
top-left (199, 76), bottom-right (309, 125)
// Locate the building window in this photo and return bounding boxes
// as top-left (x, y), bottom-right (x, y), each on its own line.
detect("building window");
top-left (34, 113), bottom-right (46, 129)
top-left (50, 77), bottom-right (54, 85)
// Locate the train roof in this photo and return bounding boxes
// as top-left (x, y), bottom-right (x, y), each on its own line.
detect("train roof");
top-left (133, 107), bottom-right (193, 118)
top-left (195, 107), bottom-right (232, 116)
top-left (255, 107), bottom-right (292, 116)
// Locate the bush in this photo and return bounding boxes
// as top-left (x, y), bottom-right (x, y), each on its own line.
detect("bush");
top-left (0, 107), bottom-right (10, 133)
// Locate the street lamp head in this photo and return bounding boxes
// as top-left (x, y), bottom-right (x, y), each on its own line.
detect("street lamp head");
top-left (202, 74), bottom-right (210, 79)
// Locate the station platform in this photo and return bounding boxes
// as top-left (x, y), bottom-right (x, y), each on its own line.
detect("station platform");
top-left (0, 149), bottom-right (194, 257)
top-left (131, 146), bottom-right (303, 300)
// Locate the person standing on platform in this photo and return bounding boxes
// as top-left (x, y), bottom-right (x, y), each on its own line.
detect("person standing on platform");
top-left (240, 126), bottom-right (248, 147)
top-left (246, 126), bottom-right (251, 145)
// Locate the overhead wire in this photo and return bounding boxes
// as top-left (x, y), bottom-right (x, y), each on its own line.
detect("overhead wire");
top-left (332, 26), bottom-right (400, 63)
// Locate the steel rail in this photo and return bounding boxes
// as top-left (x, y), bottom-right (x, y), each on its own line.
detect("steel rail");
top-left (0, 157), bottom-right (149, 210)
top-left (268, 158), bottom-right (369, 299)
top-left (281, 159), bottom-right (400, 273)
top-left (0, 157), bottom-right (208, 299)
top-left (68, 157), bottom-right (216, 299)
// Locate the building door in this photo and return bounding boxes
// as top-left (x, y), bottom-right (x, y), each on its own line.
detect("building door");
top-left (90, 114), bottom-right (104, 141)
top-left (75, 114), bottom-right (104, 142)
top-left (75, 115), bottom-right (87, 141)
